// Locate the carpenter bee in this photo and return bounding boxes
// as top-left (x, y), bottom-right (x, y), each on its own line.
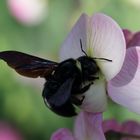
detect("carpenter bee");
top-left (0, 39), bottom-right (111, 117)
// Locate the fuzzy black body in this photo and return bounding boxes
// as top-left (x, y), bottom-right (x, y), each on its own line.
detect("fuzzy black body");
top-left (42, 56), bottom-right (99, 117)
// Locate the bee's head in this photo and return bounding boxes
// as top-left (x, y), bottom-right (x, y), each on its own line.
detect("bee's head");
top-left (79, 39), bottom-right (112, 81)
top-left (77, 56), bottom-right (99, 81)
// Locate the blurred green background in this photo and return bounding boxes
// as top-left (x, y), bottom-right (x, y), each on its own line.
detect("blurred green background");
top-left (1, 0), bottom-right (140, 139)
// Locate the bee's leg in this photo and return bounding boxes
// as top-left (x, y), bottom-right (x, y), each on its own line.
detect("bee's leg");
top-left (71, 95), bottom-right (85, 105)
top-left (88, 76), bottom-right (99, 81)
top-left (71, 82), bottom-right (94, 105)
top-left (78, 82), bottom-right (94, 94)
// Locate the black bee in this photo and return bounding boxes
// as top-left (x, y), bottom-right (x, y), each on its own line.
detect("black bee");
top-left (0, 39), bottom-right (111, 117)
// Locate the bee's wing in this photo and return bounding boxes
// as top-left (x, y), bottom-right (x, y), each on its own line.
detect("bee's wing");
top-left (45, 78), bottom-right (77, 117)
top-left (47, 78), bottom-right (74, 107)
top-left (0, 51), bottom-right (58, 78)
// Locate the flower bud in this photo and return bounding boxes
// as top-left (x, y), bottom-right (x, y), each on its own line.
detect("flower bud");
top-left (7, 0), bottom-right (48, 26)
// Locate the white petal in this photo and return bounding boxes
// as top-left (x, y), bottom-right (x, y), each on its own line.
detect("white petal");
top-left (60, 13), bottom-right (126, 80)
top-left (88, 13), bottom-right (126, 80)
top-left (60, 13), bottom-right (89, 61)
top-left (108, 47), bottom-right (140, 114)
top-left (80, 79), bottom-right (107, 113)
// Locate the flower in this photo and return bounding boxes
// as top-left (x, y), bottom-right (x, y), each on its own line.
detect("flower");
top-left (7, 0), bottom-right (48, 25)
top-left (123, 29), bottom-right (140, 47)
top-left (0, 121), bottom-right (23, 140)
top-left (103, 119), bottom-right (140, 140)
top-left (60, 13), bottom-right (140, 115)
top-left (109, 30), bottom-right (140, 115)
top-left (51, 112), bottom-right (106, 140)
top-left (51, 112), bottom-right (140, 140)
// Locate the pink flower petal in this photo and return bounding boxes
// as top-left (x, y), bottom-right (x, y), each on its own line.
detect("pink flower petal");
top-left (51, 128), bottom-right (74, 140)
top-left (123, 29), bottom-right (140, 48)
top-left (60, 13), bottom-right (89, 61)
top-left (108, 47), bottom-right (140, 114)
top-left (0, 122), bottom-right (23, 140)
top-left (128, 32), bottom-right (140, 47)
top-left (102, 119), bottom-right (121, 133)
top-left (123, 29), bottom-right (133, 48)
top-left (121, 121), bottom-right (140, 135)
top-left (103, 120), bottom-right (140, 140)
top-left (74, 112), bottom-right (105, 140)
top-left (88, 13), bottom-right (126, 80)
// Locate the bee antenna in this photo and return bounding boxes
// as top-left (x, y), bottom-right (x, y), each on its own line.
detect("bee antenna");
top-left (93, 57), bottom-right (112, 62)
top-left (79, 39), bottom-right (112, 62)
top-left (80, 39), bottom-right (87, 56)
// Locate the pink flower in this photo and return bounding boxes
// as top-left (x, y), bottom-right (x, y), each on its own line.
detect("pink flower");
top-left (51, 112), bottom-right (106, 140)
top-left (60, 13), bottom-right (140, 115)
top-left (0, 121), bottom-right (23, 140)
top-left (7, 0), bottom-right (48, 25)
top-left (123, 29), bottom-right (140, 48)
top-left (51, 113), bottom-right (140, 140)
top-left (103, 119), bottom-right (140, 140)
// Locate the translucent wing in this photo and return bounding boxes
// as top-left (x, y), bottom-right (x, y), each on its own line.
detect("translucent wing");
top-left (0, 51), bottom-right (58, 78)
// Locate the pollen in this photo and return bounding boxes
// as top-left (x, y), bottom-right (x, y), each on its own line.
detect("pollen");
top-left (76, 60), bottom-right (82, 71)
top-left (51, 70), bottom-right (55, 75)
